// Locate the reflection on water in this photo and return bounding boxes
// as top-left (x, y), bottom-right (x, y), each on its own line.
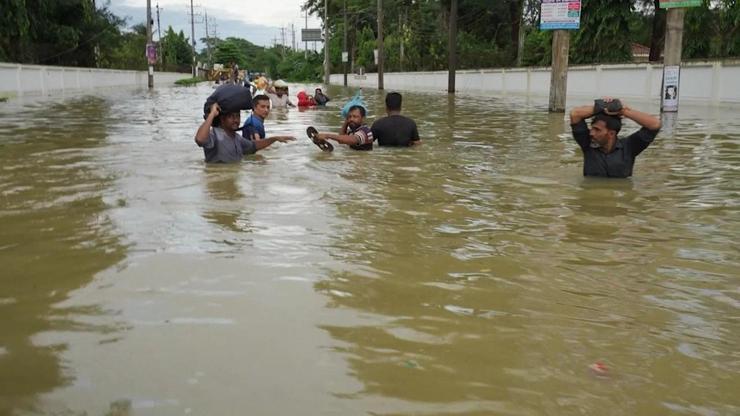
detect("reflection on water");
top-left (0, 84), bottom-right (738, 415)
top-left (0, 97), bottom-right (125, 414)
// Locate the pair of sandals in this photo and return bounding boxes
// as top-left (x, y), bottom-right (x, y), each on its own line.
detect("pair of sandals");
top-left (306, 127), bottom-right (334, 152)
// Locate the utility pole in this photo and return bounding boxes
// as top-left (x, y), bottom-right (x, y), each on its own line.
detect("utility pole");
top-left (292, 24), bottom-right (296, 50)
top-left (399, 12), bottom-right (404, 72)
top-left (324, 0), bottom-right (330, 84)
top-left (156, 3), bottom-right (162, 68)
top-left (281, 26), bottom-right (286, 57)
top-left (305, 9), bottom-right (308, 59)
top-left (146, 0), bottom-right (154, 89)
top-left (548, 30), bottom-right (570, 112)
top-left (377, 0), bottom-right (384, 90)
top-left (448, 0), bottom-right (457, 94)
top-left (204, 10), bottom-right (211, 68)
top-left (343, 0), bottom-right (348, 86)
top-left (190, 0), bottom-right (196, 77)
top-left (661, 7), bottom-right (685, 113)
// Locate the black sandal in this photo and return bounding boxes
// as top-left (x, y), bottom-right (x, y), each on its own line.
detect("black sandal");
top-left (306, 126), bottom-right (334, 152)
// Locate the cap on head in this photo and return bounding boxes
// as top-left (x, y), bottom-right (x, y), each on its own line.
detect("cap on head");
top-left (273, 79), bottom-right (288, 88)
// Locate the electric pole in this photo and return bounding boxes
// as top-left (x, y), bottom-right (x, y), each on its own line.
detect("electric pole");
top-left (190, 0), bottom-right (196, 77)
top-left (548, 30), bottom-right (570, 112)
top-left (324, 0), bottom-right (330, 84)
top-left (147, 0), bottom-right (154, 89)
top-left (377, 0), bottom-right (384, 90)
top-left (292, 24), bottom-right (296, 50)
top-left (662, 7), bottom-right (685, 113)
top-left (399, 12), bottom-right (404, 72)
top-left (305, 9), bottom-right (308, 59)
top-left (448, 0), bottom-right (457, 94)
top-left (281, 26), bottom-right (286, 57)
top-left (343, 0), bottom-right (348, 86)
top-left (204, 10), bottom-right (210, 67)
top-left (156, 3), bottom-right (162, 68)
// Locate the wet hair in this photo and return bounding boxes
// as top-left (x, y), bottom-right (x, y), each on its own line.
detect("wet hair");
top-left (385, 92), bottom-right (402, 111)
top-left (349, 105), bottom-right (366, 117)
top-left (253, 94), bottom-right (270, 107)
top-left (593, 114), bottom-right (622, 134)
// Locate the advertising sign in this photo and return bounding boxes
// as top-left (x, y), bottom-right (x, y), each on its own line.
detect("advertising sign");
top-left (662, 65), bottom-right (680, 112)
top-left (540, 0), bottom-right (581, 30)
top-left (660, 0), bottom-right (701, 8)
top-left (301, 29), bottom-right (323, 42)
top-left (342, 51), bottom-right (349, 63)
top-left (146, 43), bottom-right (157, 65)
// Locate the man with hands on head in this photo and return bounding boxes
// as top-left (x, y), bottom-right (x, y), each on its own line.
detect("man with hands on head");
top-left (195, 103), bottom-right (294, 163)
top-left (570, 97), bottom-right (661, 178)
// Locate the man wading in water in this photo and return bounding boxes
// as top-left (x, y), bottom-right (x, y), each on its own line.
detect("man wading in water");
top-left (195, 103), bottom-right (293, 163)
top-left (569, 97), bottom-right (661, 178)
top-left (314, 105), bottom-right (374, 151)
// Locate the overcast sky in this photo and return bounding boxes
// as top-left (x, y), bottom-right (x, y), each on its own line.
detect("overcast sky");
top-left (114, 0), bottom-right (322, 47)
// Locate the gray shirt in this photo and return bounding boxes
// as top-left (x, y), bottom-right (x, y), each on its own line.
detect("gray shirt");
top-left (198, 127), bottom-right (256, 163)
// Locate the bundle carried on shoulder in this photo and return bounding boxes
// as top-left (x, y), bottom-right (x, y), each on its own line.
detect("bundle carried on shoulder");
top-left (341, 90), bottom-right (368, 118)
top-left (203, 84), bottom-right (253, 126)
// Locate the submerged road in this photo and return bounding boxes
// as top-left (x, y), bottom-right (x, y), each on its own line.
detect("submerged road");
top-left (0, 83), bottom-right (738, 415)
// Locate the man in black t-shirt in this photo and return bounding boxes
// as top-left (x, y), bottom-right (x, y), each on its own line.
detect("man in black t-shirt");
top-left (371, 92), bottom-right (421, 147)
top-left (569, 98), bottom-right (661, 178)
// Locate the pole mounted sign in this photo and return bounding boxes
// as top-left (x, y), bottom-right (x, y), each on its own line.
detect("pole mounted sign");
top-left (540, 0), bottom-right (581, 30)
top-left (660, 0), bottom-right (701, 8)
top-left (301, 29), bottom-right (323, 42)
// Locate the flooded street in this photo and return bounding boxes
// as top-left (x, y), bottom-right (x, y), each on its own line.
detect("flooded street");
top-left (1, 83), bottom-right (738, 415)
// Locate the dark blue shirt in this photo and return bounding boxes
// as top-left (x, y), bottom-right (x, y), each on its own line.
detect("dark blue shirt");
top-left (240, 114), bottom-right (266, 140)
top-left (571, 120), bottom-right (659, 178)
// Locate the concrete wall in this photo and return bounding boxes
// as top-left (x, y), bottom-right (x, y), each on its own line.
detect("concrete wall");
top-left (0, 63), bottom-right (189, 97)
top-left (330, 60), bottom-right (740, 104)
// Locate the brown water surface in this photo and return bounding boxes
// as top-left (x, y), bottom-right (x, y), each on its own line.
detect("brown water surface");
top-left (1, 84), bottom-right (738, 415)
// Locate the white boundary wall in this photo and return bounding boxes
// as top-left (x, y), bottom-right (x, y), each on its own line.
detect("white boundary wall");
top-left (0, 63), bottom-right (188, 97)
top-left (330, 60), bottom-right (740, 104)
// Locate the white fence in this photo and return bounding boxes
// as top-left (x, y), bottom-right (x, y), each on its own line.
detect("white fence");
top-left (0, 63), bottom-right (189, 97)
top-left (330, 60), bottom-right (740, 104)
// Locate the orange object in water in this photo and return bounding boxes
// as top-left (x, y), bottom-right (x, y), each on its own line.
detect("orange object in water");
top-left (589, 361), bottom-right (609, 375)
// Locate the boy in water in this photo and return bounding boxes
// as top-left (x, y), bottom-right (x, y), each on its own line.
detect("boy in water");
top-left (195, 103), bottom-right (293, 163)
top-left (315, 105), bottom-right (374, 151)
top-left (240, 94), bottom-right (296, 143)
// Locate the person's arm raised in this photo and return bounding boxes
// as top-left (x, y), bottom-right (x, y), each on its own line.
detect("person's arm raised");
top-left (195, 103), bottom-right (220, 145)
top-left (569, 104), bottom-right (595, 125)
top-left (619, 105), bottom-right (661, 131)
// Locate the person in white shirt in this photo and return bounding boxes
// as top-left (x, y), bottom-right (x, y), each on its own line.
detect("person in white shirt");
top-left (265, 79), bottom-right (295, 108)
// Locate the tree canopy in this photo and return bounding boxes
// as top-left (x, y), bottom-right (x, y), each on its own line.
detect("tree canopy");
top-left (0, 0), bottom-right (737, 81)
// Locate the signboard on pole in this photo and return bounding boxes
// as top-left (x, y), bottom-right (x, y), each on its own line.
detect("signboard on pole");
top-left (540, 0), bottom-right (581, 30)
top-left (342, 51), bottom-right (348, 63)
top-left (301, 29), bottom-right (323, 42)
top-left (661, 65), bottom-right (680, 112)
top-left (146, 43), bottom-right (157, 65)
top-left (660, 0), bottom-right (701, 8)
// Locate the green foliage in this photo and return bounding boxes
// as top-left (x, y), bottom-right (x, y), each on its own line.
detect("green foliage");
top-left (570, 0), bottom-right (633, 64)
top-left (683, 0), bottom-right (740, 59)
top-left (0, 0), bottom-right (736, 76)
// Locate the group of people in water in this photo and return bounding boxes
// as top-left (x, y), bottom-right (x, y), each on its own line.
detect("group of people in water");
top-left (195, 80), bottom-right (660, 178)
